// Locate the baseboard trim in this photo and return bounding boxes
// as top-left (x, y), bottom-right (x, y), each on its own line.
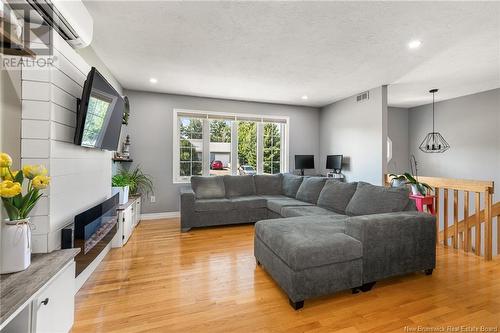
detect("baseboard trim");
top-left (141, 212), bottom-right (180, 220)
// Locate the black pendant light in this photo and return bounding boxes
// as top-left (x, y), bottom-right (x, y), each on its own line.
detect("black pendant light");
top-left (419, 89), bottom-right (450, 153)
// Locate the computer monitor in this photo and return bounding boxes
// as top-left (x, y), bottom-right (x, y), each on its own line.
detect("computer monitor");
top-left (326, 155), bottom-right (343, 173)
top-left (295, 155), bottom-right (314, 176)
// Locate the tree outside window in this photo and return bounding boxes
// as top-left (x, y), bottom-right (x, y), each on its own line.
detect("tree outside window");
top-left (263, 123), bottom-right (281, 174)
top-left (237, 121), bottom-right (257, 170)
top-left (179, 117), bottom-right (203, 176)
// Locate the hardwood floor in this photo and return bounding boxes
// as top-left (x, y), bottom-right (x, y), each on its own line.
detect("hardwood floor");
top-left (73, 219), bottom-right (500, 333)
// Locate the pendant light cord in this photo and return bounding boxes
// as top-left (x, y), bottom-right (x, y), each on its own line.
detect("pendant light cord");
top-left (432, 91), bottom-right (435, 133)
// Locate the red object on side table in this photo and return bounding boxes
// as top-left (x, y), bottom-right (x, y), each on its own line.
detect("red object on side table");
top-left (409, 194), bottom-right (436, 215)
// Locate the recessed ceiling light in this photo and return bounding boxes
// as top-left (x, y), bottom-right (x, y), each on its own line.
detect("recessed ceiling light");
top-left (149, 78), bottom-right (158, 84)
top-left (408, 40), bottom-right (422, 49)
top-left (301, 95), bottom-right (308, 100)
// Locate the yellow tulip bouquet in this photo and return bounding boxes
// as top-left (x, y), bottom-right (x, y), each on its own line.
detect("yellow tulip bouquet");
top-left (0, 152), bottom-right (51, 222)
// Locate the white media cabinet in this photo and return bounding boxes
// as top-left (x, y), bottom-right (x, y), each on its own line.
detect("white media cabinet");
top-left (0, 249), bottom-right (80, 333)
top-left (112, 196), bottom-right (142, 248)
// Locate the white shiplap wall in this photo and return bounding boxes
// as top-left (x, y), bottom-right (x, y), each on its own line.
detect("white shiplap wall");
top-left (22, 33), bottom-right (112, 253)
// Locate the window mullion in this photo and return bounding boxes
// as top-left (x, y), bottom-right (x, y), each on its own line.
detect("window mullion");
top-left (280, 123), bottom-right (286, 173)
top-left (231, 121), bottom-right (238, 175)
top-left (202, 118), bottom-right (210, 176)
top-left (257, 122), bottom-right (263, 174)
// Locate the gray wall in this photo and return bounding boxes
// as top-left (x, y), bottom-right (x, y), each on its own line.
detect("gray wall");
top-left (387, 107), bottom-right (410, 174)
top-left (409, 88), bottom-right (500, 202)
top-left (124, 90), bottom-right (320, 213)
top-left (319, 86), bottom-right (388, 185)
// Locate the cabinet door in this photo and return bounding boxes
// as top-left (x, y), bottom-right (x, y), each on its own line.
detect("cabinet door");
top-left (135, 199), bottom-right (141, 225)
top-left (123, 206), bottom-right (133, 244)
top-left (33, 262), bottom-right (75, 333)
top-left (111, 211), bottom-right (125, 248)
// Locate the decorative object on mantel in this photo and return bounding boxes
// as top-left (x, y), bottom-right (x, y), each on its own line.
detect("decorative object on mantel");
top-left (0, 152), bottom-right (51, 274)
top-left (114, 166), bottom-right (154, 197)
top-left (112, 152), bottom-right (133, 163)
top-left (388, 155), bottom-right (432, 196)
top-left (419, 89), bottom-right (450, 153)
top-left (112, 173), bottom-right (130, 205)
top-left (122, 134), bottom-right (131, 158)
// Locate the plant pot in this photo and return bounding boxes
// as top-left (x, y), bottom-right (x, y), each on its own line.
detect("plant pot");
top-left (112, 185), bottom-right (129, 205)
top-left (1, 218), bottom-right (31, 274)
top-left (391, 179), bottom-right (406, 188)
top-left (411, 184), bottom-right (420, 196)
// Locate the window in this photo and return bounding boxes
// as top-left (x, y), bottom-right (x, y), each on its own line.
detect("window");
top-left (178, 116), bottom-right (203, 177)
top-left (209, 119), bottom-right (232, 176)
top-left (237, 121), bottom-right (257, 174)
top-left (173, 110), bottom-right (288, 183)
top-left (263, 122), bottom-right (281, 174)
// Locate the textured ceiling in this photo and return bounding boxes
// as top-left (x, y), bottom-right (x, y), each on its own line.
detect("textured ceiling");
top-left (84, 1), bottom-right (500, 108)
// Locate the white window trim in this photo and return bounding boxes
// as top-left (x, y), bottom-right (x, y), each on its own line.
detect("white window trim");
top-left (173, 108), bottom-right (290, 184)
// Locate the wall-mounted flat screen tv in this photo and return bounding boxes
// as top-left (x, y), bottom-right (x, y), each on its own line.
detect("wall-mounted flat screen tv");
top-left (74, 67), bottom-right (124, 151)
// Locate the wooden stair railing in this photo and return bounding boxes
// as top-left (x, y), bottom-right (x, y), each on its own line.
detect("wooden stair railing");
top-left (438, 201), bottom-right (500, 255)
top-left (385, 175), bottom-right (496, 261)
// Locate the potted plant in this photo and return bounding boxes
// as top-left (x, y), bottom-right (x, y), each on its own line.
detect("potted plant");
top-left (112, 174), bottom-right (129, 205)
top-left (115, 166), bottom-right (154, 197)
top-left (0, 152), bottom-right (51, 273)
top-left (389, 172), bottom-right (433, 196)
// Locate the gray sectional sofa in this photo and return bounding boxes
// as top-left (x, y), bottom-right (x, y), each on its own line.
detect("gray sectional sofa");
top-left (180, 173), bottom-right (436, 309)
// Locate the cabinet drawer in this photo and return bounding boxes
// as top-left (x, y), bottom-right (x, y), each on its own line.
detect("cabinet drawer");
top-left (33, 261), bottom-right (75, 333)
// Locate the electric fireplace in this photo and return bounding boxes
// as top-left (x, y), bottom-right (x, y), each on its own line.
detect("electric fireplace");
top-left (69, 194), bottom-right (119, 276)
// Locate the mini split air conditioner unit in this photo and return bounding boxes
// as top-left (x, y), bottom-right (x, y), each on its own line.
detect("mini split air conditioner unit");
top-left (16, 0), bottom-right (93, 48)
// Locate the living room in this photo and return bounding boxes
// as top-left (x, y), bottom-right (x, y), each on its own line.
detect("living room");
top-left (0, 1), bottom-right (499, 332)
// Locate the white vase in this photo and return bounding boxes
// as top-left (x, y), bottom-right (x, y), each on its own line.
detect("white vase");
top-left (1, 218), bottom-right (32, 274)
top-left (112, 185), bottom-right (129, 205)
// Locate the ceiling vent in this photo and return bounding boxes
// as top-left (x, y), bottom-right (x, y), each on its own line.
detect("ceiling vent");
top-left (356, 91), bottom-right (369, 102)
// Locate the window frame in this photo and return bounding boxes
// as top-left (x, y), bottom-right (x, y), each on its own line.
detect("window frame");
top-left (173, 109), bottom-right (289, 183)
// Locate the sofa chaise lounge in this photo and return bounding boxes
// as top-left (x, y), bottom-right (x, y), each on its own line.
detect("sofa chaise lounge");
top-left (180, 174), bottom-right (436, 309)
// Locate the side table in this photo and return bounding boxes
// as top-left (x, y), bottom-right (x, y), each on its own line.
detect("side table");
top-left (409, 194), bottom-right (435, 215)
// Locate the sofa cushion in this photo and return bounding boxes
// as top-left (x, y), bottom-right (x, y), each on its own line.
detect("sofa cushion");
top-left (345, 182), bottom-right (410, 216)
top-left (317, 180), bottom-right (358, 214)
top-left (254, 174), bottom-right (283, 195)
top-left (266, 197), bottom-right (314, 215)
top-left (295, 177), bottom-right (327, 204)
top-left (223, 175), bottom-right (256, 198)
top-left (194, 198), bottom-right (233, 212)
top-left (230, 196), bottom-right (267, 209)
top-left (257, 194), bottom-right (289, 200)
top-left (191, 176), bottom-right (225, 199)
top-left (281, 206), bottom-right (342, 218)
top-left (255, 217), bottom-right (360, 270)
top-left (282, 173), bottom-right (303, 198)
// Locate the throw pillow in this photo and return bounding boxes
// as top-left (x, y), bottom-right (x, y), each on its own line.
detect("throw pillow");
top-left (317, 180), bottom-right (358, 214)
top-left (295, 177), bottom-right (327, 204)
top-left (282, 173), bottom-right (303, 198)
top-left (345, 181), bottom-right (410, 216)
top-left (223, 175), bottom-right (256, 198)
top-left (191, 176), bottom-right (225, 199)
top-left (254, 174), bottom-right (283, 195)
